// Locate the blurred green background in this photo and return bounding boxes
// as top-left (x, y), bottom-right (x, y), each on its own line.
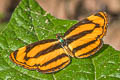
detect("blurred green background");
top-left (0, 0), bottom-right (120, 50)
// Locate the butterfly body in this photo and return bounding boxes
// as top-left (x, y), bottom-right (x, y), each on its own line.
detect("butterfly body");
top-left (10, 12), bottom-right (108, 73)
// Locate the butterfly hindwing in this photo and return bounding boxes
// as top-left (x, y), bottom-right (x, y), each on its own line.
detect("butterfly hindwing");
top-left (68, 38), bottom-right (103, 58)
top-left (10, 39), bottom-right (70, 73)
top-left (64, 12), bottom-right (107, 58)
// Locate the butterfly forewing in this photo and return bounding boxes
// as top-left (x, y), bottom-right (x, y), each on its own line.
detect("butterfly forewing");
top-left (64, 12), bottom-right (107, 58)
top-left (10, 39), bottom-right (70, 73)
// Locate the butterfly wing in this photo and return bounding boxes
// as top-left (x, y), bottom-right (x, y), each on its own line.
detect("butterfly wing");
top-left (68, 38), bottom-right (103, 58)
top-left (10, 39), bottom-right (70, 73)
top-left (64, 12), bottom-right (108, 58)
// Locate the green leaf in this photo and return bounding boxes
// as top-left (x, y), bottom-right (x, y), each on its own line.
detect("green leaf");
top-left (0, 0), bottom-right (119, 80)
top-left (0, 23), bottom-right (7, 33)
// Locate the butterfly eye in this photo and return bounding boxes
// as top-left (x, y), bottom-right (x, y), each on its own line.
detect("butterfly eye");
top-left (56, 33), bottom-right (62, 39)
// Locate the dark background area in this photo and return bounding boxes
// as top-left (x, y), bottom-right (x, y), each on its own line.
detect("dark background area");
top-left (0, 0), bottom-right (120, 50)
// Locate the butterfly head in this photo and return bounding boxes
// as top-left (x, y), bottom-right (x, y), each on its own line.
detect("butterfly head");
top-left (56, 33), bottom-right (64, 43)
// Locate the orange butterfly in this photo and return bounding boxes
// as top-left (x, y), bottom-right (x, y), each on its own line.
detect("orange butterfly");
top-left (10, 12), bottom-right (108, 73)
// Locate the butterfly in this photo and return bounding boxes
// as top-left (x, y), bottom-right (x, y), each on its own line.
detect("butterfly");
top-left (10, 11), bottom-right (108, 73)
